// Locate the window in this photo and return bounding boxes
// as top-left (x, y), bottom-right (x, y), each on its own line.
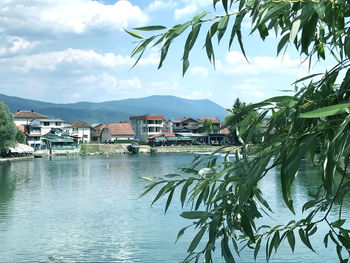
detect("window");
top-left (83, 135), bottom-right (88, 138)
top-left (55, 122), bottom-right (61, 126)
top-left (43, 122), bottom-right (49, 126)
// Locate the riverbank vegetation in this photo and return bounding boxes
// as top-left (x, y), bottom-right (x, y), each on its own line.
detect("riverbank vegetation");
top-left (0, 102), bottom-right (18, 156)
top-left (129, 0), bottom-right (350, 262)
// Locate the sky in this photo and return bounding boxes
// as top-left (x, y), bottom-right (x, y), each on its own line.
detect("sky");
top-left (0, 0), bottom-right (331, 108)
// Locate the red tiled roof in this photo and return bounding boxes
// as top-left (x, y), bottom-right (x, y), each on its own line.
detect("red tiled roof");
top-left (93, 124), bottom-right (107, 131)
top-left (148, 133), bottom-right (176, 139)
top-left (198, 117), bottom-right (220, 123)
top-left (172, 117), bottom-right (198, 123)
top-left (16, 125), bottom-right (25, 133)
top-left (130, 115), bottom-right (164, 120)
top-left (13, 111), bottom-right (47, 119)
top-left (69, 121), bottom-right (90, 128)
top-left (105, 123), bottom-right (135, 136)
top-left (220, 127), bottom-right (230, 135)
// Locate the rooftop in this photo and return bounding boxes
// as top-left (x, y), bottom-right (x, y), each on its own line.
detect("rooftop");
top-left (105, 122), bottom-right (135, 136)
top-left (172, 117), bottom-right (198, 123)
top-left (13, 110), bottom-right (47, 119)
top-left (69, 121), bottom-right (91, 128)
top-left (130, 115), bottom-right (164, 120)
top-left (198, 117), bottom-right (221, 123)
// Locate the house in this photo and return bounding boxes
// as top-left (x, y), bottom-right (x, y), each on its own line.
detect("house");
top-left (172, 117), bottom-right (201, 136)
top-left (130, 115), bottom-right (164, 141)
top-left (41, 129), bottom-right (79, 154)
top-left (91, 123), bottom-right (107, 142)
top-left (34, 118), bottom-right (66, 136)
top-left (101, 122), bottom-right (135, 142)
top-left (13, 110), bottom-right (47, 125)
top-left (15, 115), bottom-right (67, 149)
top-left (68, 121), bottom-right (91, 143)
top-left (16, 123), bottom-right (42, 149)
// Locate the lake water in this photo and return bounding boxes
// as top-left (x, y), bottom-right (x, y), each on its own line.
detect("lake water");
top-left (0, 154), bottom-right (345, 262)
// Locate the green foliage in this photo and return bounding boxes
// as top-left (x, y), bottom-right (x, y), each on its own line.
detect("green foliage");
top-left (15, 130), bottom-right (25, 144)
top-left (202, 119), bottom-right (214, 134)
top-left (226, 98), bottom-right (262, 144)
top-left (0, 102), bottom-right (17, 154)
top-left (129, 0), bottom-right (350, 262)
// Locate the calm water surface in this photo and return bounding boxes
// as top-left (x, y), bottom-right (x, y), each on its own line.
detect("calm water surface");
top-left (0, 154), bottom-right (346, 262)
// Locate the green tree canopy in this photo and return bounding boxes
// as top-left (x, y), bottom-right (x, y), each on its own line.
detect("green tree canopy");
top-left (129, 1), bottom-right (350, 262)
top-left (0, 102), bottom-right (17, 154)
top-left (15, 130), bottom-right (25, 144)
top-left (202, 119), bottom-right (214, 134)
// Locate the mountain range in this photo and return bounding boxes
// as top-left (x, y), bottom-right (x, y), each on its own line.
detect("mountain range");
top-left (0, 94), bottom-right (227, 124)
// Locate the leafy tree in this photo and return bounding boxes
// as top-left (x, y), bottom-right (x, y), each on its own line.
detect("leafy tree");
top-left (202, 119), bottom-right (213, 144)
top-left (226, 98), bottom-right (262, 144)
top-left (15, 130), bottom-right (25, 144)
top-left (0, 102), bottom-right (17, 154)
top-left (129, 1), bottom-right (350, 262)
top-left (202, 119), bottom-right (214, 134)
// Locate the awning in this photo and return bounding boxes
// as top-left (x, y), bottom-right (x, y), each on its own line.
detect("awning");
top-left (42, 137), bottom-right (75, 143)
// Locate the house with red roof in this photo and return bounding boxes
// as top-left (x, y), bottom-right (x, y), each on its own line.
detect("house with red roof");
top-left (130, 115), bottom-right (164, 141)
top-left (172, 117), bottom-right (201, 136)
top-left (13, 110), bottom-right (47, 125)
top-left (101, 122), bottom-right (135, 142)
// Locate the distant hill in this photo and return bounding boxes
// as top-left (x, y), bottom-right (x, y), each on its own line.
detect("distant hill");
top-left (0, 94), bottom-right (227, 124)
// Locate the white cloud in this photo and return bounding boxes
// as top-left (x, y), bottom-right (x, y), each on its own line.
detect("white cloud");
top-left (0, 48), bottom-right (157, 72)
top-left (77, 73), bottom-right (118, 89)
top-left (0, 36), bottom-right (38, 56)
top-left (0, 0), bottom-right (148, 35)
top-left (189, 66), bottom-right (209, 77)
top-left (175, 4), bottom-right (198, 20)
top-left (182, 90), bottom-right (213, 100)
top-left (218, 51), bottom-right (306, 75)
top-left (147, 0), bottom-right (177, 12)
top-left (174, 0), bottom-right (212, 20)
top-left (231, 82), bottom-right (266, 103)
top-left (119, 77), bottom-right (142, 90)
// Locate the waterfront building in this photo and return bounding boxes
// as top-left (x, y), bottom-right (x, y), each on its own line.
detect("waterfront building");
top-left (34, 118), bottom-right (66, 136)
top-left (16, 123), bottom-right (42, 149)
top-left (68, 121), bottom-right (91, 143)
top-left (101, 122), bottom-right (135, 142)
top-left (41, 130), bottom-right (79, 155)
top-left (13, 110), bottom-right (47, 125)
top-left (171, 117), bottom-right (201, 136)
top-left (130, 115), bottom-right (164, 141)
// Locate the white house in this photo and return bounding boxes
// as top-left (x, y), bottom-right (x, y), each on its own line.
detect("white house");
top-left (68, 121), bottom-right (91, 143)
top-left (37, 118), bottom-right (66, 135)
top-left (129, 115), bottom-right (164, 141)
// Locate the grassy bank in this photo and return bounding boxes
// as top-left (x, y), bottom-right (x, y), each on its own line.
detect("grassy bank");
top-left (83, 144), bottom-right (126, 154)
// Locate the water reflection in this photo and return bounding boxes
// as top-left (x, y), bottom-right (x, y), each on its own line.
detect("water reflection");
top-left (0, 154), bottom-right (345, 262)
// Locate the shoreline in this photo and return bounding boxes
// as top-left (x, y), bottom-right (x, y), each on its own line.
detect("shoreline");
top-left (0, 144), bottom-right (240, 162)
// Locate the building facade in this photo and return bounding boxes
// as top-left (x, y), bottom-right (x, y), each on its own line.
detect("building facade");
top-left (68, 121), bottom-right (91, 143)
top-left (172, 117), bottom-right (202, 136)
top-left (129, 115), bottom-right (164, 141)
top-left (101, 122), bottom-right (135, 142)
